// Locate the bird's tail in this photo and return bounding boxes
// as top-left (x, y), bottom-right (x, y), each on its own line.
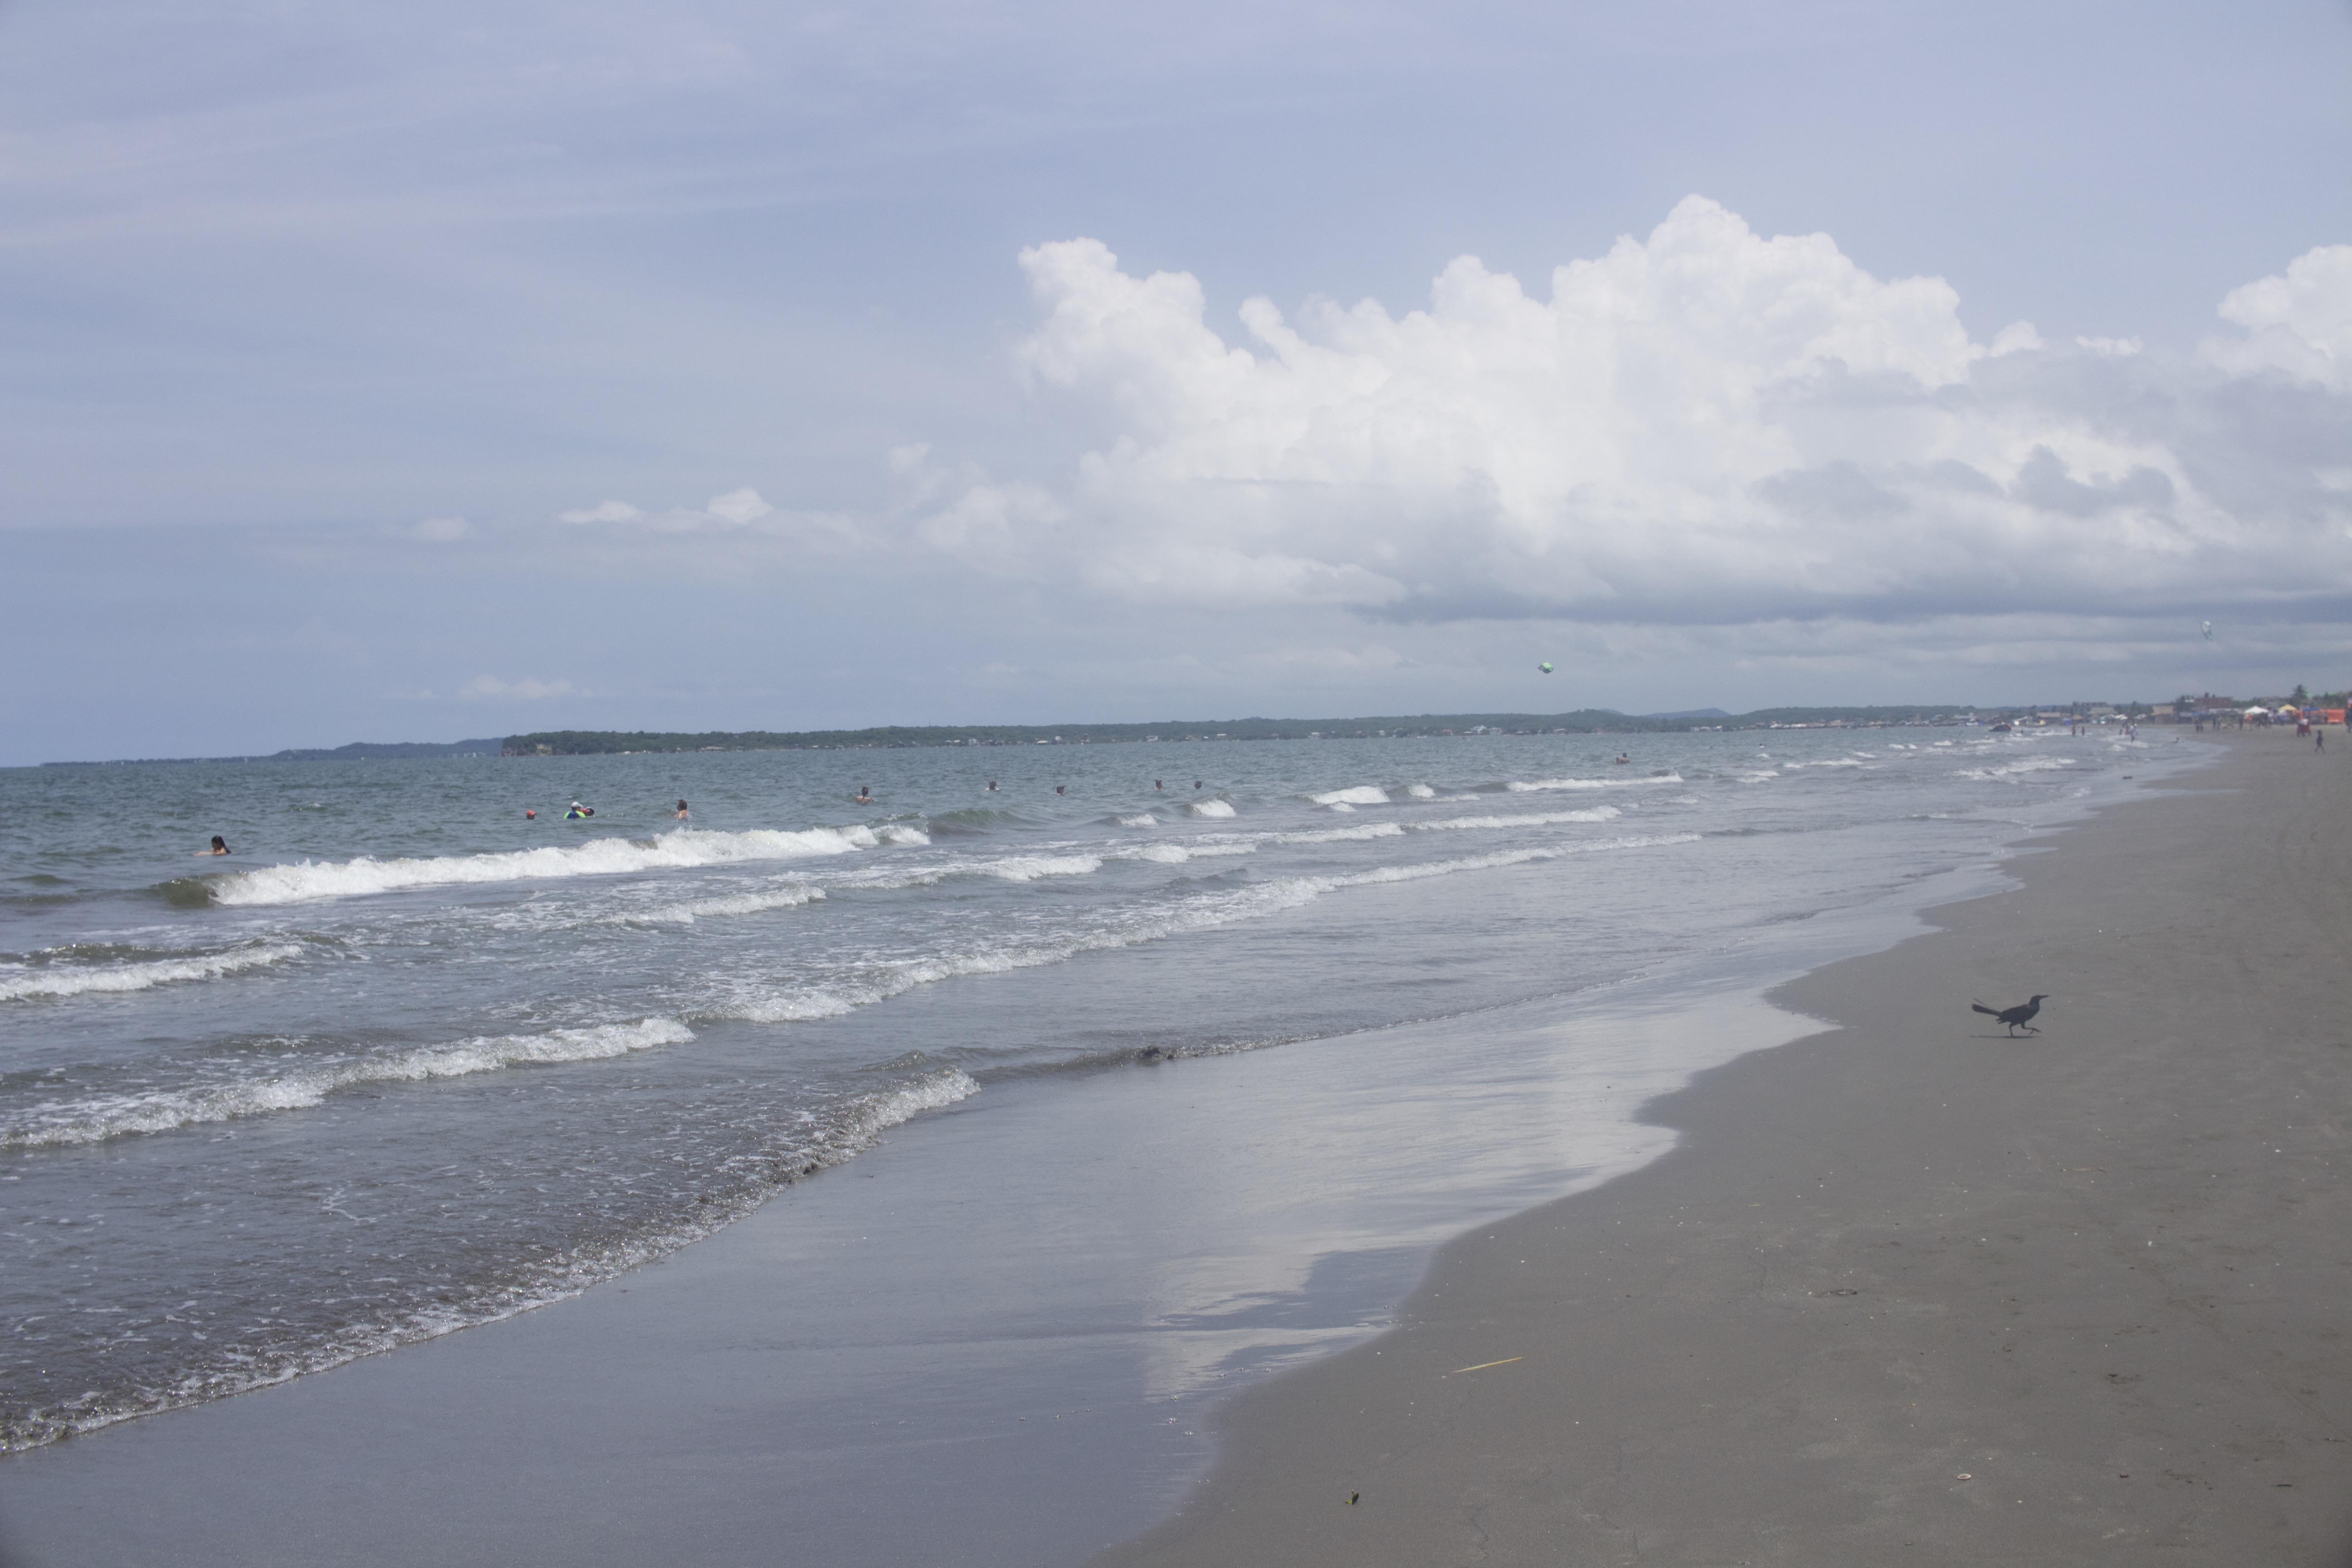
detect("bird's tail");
top-left (1970, 1001), bottom-right (1999, 1017)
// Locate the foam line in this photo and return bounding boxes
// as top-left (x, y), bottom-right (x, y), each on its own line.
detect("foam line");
top-left (2, 1018), bottom-right (695, 1148)
top-left (210, 825), bottom-right (925, 906)
top-left (0, 944), bottom-right (302, 1003)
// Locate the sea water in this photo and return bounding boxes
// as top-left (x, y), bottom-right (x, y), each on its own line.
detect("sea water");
top-left (0, 726), bottom-right (2178, 1449)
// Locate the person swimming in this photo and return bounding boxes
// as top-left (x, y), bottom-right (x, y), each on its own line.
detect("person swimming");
top-left (675, 799), bottom-right (690, 819)
top-left (1055, 784), bottom-right (1066, 796)
top-left (1613, 753), bottom-right (1630, 765)
top-left (986, 780), bottom-right (998, 792)
top-left (1154, 779), bottom-right (1163, 790)
top-left (566, 801), bottom-right (594, 819)
top-left (201, 835), bottom-right (230, 856)
top-left (524, 809), bottom-right (536, 819)
top-left (854, 785), bottom-right (874, 804)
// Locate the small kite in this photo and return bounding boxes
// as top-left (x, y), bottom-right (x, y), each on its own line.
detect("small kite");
top-left (2201, 621), bottom-right (2214, 641)
top-left (1538, 662), bottom-right (1555, 674)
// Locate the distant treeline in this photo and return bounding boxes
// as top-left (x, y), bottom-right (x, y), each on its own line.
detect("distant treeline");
top-left (502, 706), bottom-right (2014, 755)
top-left (272, 738), bottom-right (504, 761)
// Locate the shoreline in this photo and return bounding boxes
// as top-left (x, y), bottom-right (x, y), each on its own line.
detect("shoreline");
top-left (0, 743), bottom-right (2207, 1565)
top-left (1098, 733), bottom-right (2352, 1565)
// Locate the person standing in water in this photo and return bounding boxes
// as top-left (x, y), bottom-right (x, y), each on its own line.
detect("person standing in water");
top-left (675, 799), bottom-right (690, 820)
top-left (200, 836), bottom-right (230, 856)
top-left (854, 785), bottom-right (874, 804)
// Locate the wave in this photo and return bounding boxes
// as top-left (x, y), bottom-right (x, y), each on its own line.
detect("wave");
top-left (208, 824), bottom-right (919, 906)
top-left (1262, 823), bottom-right (1407, 845)
top-left (1, 1018), bottom-right (693, 1149)
top-left (1310, 785), bottom-right (1390, 807)
top-left (1505, 773), bottom-right (1683, 792)
top-left (0, 1062), bottom-right (978, 1452)
top-left (1117, 814), bottom-right (1158, 827)
top-left (922, 807), bottom-right (1023, 836)
top-left (1417, 806), bottom-right (1621, 831)
top-left (627, 886), bottom-right (826, 924)
top-left (1186, 799), bottom-right (1237, 818)
top-left (1404, 784), bottom-right (1437, 799)
top-left (1958, 757), bottom-right (2078, 781)
top-left (708, 833), bottom-right (1698, 1029)
top-left (0, 943), bottom-right (302, 1003)
top-left (983, 855), bottom-right (1104, 882)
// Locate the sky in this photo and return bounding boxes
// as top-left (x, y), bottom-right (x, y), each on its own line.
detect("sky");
top-left (3, 0), bottom-right (2350, 763)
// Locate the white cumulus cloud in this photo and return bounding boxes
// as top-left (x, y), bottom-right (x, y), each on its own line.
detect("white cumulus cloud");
top-left (2205, 244), bottom-right (2352, 389)
top-left (558, 487), bottom-right (865, 547)
top-left (910, 198), bottom-right (2352, 638)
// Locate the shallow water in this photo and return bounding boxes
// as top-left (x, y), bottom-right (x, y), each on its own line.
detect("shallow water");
top-left (0, 725), bottom-right (2176, 1446)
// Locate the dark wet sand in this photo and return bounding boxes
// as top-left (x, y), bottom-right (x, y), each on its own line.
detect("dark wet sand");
top-left (1098, 735), bottom-right (2352, 1566)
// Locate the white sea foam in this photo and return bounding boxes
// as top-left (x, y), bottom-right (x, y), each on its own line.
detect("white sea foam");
top-left (827, 1068), bottom-right (980, 1148)
top-left (1262, 823), bottom-right (1408, 845)
top-left (710, 833), bottom-right (1698, 1029)
top-left (629, 886), bottom-right (826, 924)
top-left (1117, 814), bottom-right (1158, 827)
top-left (1310, 785), bottom-right (1390, 807)
top-left (1405, 784), bottom-right (1437, 799)
top-left (1506, 773), bottom-right (1683, 792)
top-left (1416, 806), bottom-right (1621, 831)
top-left (1186, 799), bottom-right (1237, 818)
top-left (0, 943), bottom-right (302, 1003)
top-left (1958, 757), bottom-right (2078, 781)
top-left (0, 1018), bottom-right (695, 1148)
top-left (211, 825), bottom-right (907, 906)
top-left (5, 1058), bottom-right (980, 1452)
top-left (984, 855), bottom-right (1104, 882)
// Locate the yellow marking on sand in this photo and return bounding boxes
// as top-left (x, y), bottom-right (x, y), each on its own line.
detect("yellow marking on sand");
top-left (1448, 1357), bottom-right (1523, 1375)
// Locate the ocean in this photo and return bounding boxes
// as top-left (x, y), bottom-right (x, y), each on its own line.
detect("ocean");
top-left (0, 725), bottom-right (2176, 1455)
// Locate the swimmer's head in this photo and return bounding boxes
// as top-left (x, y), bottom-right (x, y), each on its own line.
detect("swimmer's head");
top-left (210, 836), bottom-right (228, 853)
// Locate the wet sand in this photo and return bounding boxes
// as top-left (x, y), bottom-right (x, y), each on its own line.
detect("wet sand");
top-left (1098, 734), bottom-right (2352, 1566)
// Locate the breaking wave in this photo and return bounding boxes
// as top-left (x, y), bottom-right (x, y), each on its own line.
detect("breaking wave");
top-left (1958, 757), bottom-right (2078, 782)
top-left (706, 833), bottom-right (1698, 1028)
top-left (1506, 773), bottom-right (1683, 791)
top-left (1419, 806), bottom-right (1621, 831)
top-left (208, 825), bottom-right (918, 906)
top-left (1, 1018), bottom-right (695, 1148)
top-left (628, 886), bottom-right (827, 924)
top-left (0, 943), bottom-right (302, 1003)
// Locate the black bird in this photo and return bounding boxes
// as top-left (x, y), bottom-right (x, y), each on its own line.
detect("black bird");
top-left (1971, 995), bottom-right (2049, 1035)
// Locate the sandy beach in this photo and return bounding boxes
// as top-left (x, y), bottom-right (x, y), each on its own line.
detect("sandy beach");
top-left (1102, 733), bottom-right (2352, 1566)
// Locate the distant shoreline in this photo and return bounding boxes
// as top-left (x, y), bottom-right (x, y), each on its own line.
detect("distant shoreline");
top-left (36, 701), bottom-right (2193, 767)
